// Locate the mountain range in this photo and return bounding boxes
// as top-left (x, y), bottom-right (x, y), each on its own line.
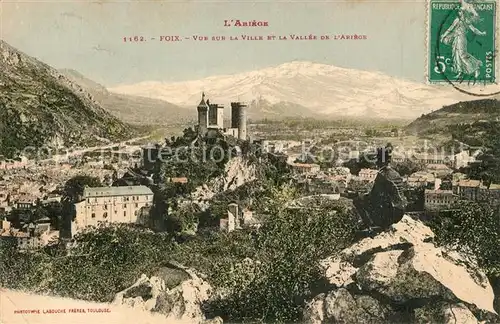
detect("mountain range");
top-left (0, 40), bottom-right (134, 158)
top-left (58, 69), bottom-right (193, 125)
top-left (2, 36), bottom-right (499, 160)
top-left (108, 61), bottom-right (490, 120)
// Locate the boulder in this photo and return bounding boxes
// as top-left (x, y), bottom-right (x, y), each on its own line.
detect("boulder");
top-left (304, 288), bottom-right (390, 324)
top-left (305, 215), bottom-right (498, 323)
top-left (414, 302), bottom-right (479, 324)
top-left (113, 264), bottom-right (215, 323)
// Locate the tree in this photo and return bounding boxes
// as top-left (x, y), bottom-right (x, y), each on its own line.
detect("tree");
top-left (60, 176), bottom-right (102, 236)
top-left (343, 153), bottom-right (377, 175)
top-left (206, 186), bottom-right (358, 322)
top-left (48, 224), bottom-right (174, 302)
top-left (429, 200), bottom-right (500, 276)
top-left (393, 160), bottom-right (425, 177)
top-left (62, 175), bottom-right (102, 203)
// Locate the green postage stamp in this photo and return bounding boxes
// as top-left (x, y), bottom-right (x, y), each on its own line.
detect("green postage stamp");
top-left (428, 0), bottom-right (496, 84)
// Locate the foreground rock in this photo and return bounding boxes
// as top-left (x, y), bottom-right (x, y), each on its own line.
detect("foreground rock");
top-left (304, 215), bottom-right (498, 323)
top-left (113, 263), bottom-right (217, 323)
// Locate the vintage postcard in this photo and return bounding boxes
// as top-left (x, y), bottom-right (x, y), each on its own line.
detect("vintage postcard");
top-left (1, 0), bottom-right (500, 323)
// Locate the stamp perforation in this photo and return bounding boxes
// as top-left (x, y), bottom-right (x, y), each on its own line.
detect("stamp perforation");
top-left (426, 0), bottom-right (499, 95)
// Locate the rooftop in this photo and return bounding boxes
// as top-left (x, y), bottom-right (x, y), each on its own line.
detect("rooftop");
top-left (359, 168), bottom-right (379, 175)
top-left (293, 163), bottom-right (320, 168)
top-left (426, 164), bottom-right (451, 170)
top-left (171, 177), bottom-right (188, 183)
top-left (413, 153), bottom-right (450, 160)
top-left (83, 185), bottom-right (153, 198)
top-left (457, 179), bottom-right (481, 187)
top-left (425, 189), bottom-right (454, 195)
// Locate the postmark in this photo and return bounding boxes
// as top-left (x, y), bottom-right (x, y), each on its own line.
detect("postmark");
top-left (428, 0), bottom-right (499, 96)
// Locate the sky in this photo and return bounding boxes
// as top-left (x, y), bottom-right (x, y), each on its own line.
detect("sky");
top-left (1, 0), bottom-right (428, 86)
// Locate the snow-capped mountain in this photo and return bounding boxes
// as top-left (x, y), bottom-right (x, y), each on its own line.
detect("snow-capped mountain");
top-left (108, 61), bottom-right (473, 120)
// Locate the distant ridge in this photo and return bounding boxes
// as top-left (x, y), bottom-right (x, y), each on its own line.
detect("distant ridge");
top-left (404, 99), bottom-right (500, 136)
top-left (59, 69), bottom-right (193, 125)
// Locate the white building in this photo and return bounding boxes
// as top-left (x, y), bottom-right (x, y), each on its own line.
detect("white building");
top-left (453, 151), bottom-right (478, 169)
top-left (424, 189), bottom-right (455, 210)
top-left (73, 185), bottom-right (153, 235)
top-left (406, 171), bottom-right (436, 187)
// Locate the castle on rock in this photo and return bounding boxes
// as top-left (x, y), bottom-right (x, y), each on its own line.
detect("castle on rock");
top-left (196, 92), bottom-right (248, 141)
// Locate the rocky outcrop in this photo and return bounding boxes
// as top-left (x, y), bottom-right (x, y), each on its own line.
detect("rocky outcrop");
top-left (211, 156), bottom-right (257, 193)
top-left (191, 156), bottom-right (257, 205)
top-left (113, 264), bottom-right (216, 323)
top-left (304, 215), bottom-right (498, 323)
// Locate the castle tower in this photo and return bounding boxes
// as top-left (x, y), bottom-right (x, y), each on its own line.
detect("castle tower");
top-left (230, 102), bottom-right (248, 140)
top-left (231, 102), bottom-right (240, 129)
top-left (237, 102), bottom-right (247, 141)
top-left (197, 92), bottom-right (209, 135)
top-left (216, 104), bottom-right (224, 129)
top-left (208, 103), bottom-right (224, 129)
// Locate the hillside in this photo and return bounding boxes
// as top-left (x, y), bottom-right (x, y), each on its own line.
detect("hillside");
top-left (0, 40), bottom-right (135, 158)
top-left (59, 69), bottom-right (193, 125)
top-left (404, 99), bottom-right (500, 136)
top-left (108, 61), bottom-right (474, 120)
top-left (246, 98), bottom-right (318, 120)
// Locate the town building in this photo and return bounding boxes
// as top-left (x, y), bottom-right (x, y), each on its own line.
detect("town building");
top-left (15, 196), bottom-right (37, 209)
top-left (0, 156), bottom-right (29, 170)
top-left (412, 153), bottom-right (452, 166)
top-left (166, 177), bottom-right (189, 184)
top-left (0, 219), bottom-right (57, 250)
top-left (425, 164), bottom-right (453, 178)
top-left (391, 151), bottom-right (409, 163)
top-left (424, 189), bottom-right (456, 210)
top-left (306, 177), bottom-right (346, 195)
top-left (358, 169), bottom-right (379, 182)
top-left (220, 203), bottom-right (260, 233)
top-left (72, 185), bottom-right (154, 236)
top-left (452, 179), bottom-right (481, 201)
top-left (290, 163), bottom-right (321, 175)
top-left (453, 150), bottom-right (480, 169)
top-left (406, 171), bottom-right (436, 187)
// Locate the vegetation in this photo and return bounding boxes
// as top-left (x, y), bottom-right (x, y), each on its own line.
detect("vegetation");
top-left (61, 175), bottom-right (103, 203)
top-left (429, 200), bottom-right (500, 276)
top-left (0, 185), bottom-right (358, 323)
top-left (392, 159), bottom-right (425, 177)
top-left (206, 201), bottom-right (358, 322)
top-left (404, 99), bottom-right (500, 137)
top-left (0, 41), bottom-right (137, 158)
top-left (342, 152), bottom-right (377, 175)
top-left (428, 199), bottom-right (500, 306)
top-left (452, 121), bottom-right (500, 184)
top-left (6, 200), bottom-right (63, 229)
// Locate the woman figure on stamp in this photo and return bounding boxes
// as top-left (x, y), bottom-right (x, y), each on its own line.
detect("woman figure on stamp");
top-left (440, 0), bottom-right (486, 79)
